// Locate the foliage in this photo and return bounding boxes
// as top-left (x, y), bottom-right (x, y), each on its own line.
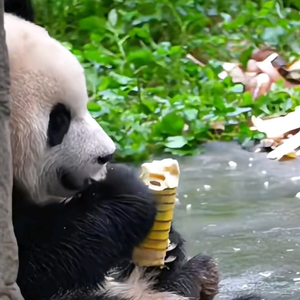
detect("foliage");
top-left (33, 0), bottom-right (300, 162)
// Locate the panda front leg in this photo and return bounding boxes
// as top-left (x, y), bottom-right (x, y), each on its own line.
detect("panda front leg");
top-left (13, 163), bottom-right (157, 300)
top-left (151, 227), bottom-right (219, 300)
top-left (110, 226), bottom-right (219, 300)
top-left (155, 253), bottom-right (219, 300)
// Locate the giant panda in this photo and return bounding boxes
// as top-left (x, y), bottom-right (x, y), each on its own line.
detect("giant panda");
top-left (3, 3), bottom-right (265, 300)
top-left (3, 7), bottom-right (220, 300)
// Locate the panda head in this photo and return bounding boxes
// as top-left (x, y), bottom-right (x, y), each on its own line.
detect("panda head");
top-left (6, 14), bottom-right (116, 203)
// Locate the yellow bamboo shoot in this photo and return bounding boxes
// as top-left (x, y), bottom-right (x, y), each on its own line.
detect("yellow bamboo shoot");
top-left (132, 158), bottom-right (180, 267)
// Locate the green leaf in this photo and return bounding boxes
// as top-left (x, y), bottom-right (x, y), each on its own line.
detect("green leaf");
top-left (79, 16), bottom-right (104, 31)
top-left (87, 102), bottom-right (102, 112)
top-left (240, 93), bottom-right (254, 106)
top-left (262, 27), bottom-right (286, 45)
top-left (230, 83), bottom-right (245, 94)
top-left (164, 136), bottom-right (188, 149)
top-left (160, 113), bottom-right (185, 135)
top-left (184, 109), bottom-right (198, 121)
top-left (127, 50), bottom-right (154, 66)
top-left (227, 107), bottom-right (252, 117)
top-left (109, 72), bottom-right (135, 85)
top-left (108, 9), bottom-right (118, 27)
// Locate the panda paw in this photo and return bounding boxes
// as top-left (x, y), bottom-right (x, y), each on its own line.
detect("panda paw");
top-left (155, 254), bottom-right (219, 300)
top-left (181, 254), bottom-right (220, 300)
top-left (191, 254), bottom-right (220, 300)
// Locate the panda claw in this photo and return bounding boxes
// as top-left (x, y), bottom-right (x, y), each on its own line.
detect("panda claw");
top-left (166, 241), bottom-right (177, 252)
top-left (164, 256), bottom-right (177, 264)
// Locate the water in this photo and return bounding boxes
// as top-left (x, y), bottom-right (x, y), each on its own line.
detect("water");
top-left (172, 142), bottom-right (300, 300)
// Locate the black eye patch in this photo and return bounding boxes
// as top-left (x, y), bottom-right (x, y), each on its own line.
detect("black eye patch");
top-left (47, 103), bottom-right (71, 147)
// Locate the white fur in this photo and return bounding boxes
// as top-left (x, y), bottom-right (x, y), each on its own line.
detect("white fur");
top-left (51, 268), bottom-right (191, 300)
top-left (5, 14), bottom-right (87, 114)
top-left (53, 268), bottom-right (190, 300)
top-left (4, 13), bottom-right (116, 202)
top-left (101, 268), bottom-right (189, 300)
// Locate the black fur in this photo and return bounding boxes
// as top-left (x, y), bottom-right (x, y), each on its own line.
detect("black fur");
top-left (11, 162), bottom-right (223, 300)
top-left (109, 228), bottom-right (220, 300)
top-left (4, 0), bottom-right (35, 22)
top-left (47, 103), bottom-right (71, 147)
top-left (13, 164), bottom-right (157, 300)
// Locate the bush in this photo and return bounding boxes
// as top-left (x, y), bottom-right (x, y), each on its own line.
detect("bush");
top-left (33, 0), bottom-right (300, 162)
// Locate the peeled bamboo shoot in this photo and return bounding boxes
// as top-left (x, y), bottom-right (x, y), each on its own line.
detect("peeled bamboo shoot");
top-left (132, 158), bottom-right (180, 267)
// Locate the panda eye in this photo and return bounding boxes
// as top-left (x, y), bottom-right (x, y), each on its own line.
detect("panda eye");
top-left (47, 103), bottom-right (71, 147)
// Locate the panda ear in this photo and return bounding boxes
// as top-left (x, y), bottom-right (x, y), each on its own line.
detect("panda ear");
top-left (4, 0), bottom-right (35, 22)
top-left (47, 103), bottom-right (71, 147)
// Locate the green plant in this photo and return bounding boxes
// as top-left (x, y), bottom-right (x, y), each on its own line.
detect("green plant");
top-left (33, 0), bottom-right (300, 162)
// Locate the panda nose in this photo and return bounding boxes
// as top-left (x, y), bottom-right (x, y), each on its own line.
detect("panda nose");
top-left (97, 154), bottom-right (114, 165)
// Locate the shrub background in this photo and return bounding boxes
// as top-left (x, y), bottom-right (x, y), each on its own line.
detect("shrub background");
top-left (33, 0), bottom-right (300, 162)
